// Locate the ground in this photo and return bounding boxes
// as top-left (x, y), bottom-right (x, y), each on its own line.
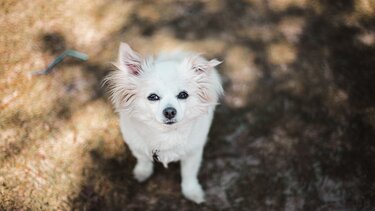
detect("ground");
top-left (1, 0), bottom-right (375, 210)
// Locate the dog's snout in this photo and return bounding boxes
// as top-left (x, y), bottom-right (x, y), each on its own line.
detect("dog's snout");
top-left (163, 107), bottom-right (177, 119)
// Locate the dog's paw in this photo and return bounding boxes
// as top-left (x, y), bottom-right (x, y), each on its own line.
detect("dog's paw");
top-left (133, 162), bottom-right (153, 182)
top-left (182, 181), bottom-right (205, 204)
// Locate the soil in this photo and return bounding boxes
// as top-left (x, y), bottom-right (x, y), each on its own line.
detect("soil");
top-left (1, 0), bottom-right (374, 210)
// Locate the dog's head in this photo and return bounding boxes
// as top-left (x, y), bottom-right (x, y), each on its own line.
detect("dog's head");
top-left (104, 42), bottom-right (223, 128)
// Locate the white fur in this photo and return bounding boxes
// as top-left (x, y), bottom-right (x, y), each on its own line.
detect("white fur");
top-left (104, 42), bottom-right (223, 204)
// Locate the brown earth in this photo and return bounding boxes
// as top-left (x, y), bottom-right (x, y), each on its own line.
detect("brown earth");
top-left (1, 0), bottom-right (375, 210)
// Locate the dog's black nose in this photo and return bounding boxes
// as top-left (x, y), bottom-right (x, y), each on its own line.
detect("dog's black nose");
top-left (163, 107), bottom-right (177, 119)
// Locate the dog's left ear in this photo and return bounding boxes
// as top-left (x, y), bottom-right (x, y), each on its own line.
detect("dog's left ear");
top-left (118, 42), bottom-right (143, 75)
top-left (191, 57), bottom-right (222, 73)
top-left (186, 56), bottom-right (223, 104)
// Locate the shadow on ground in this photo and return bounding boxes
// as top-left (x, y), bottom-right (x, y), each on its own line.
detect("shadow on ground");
top-left (69, 1), bottom-right (375, 210)
top-left (1, 0), bottom-right (375, 210)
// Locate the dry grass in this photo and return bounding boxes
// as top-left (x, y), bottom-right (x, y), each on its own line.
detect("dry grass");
top-left (0, 0), bottom-right (131, 209)
top-left (1, 0), bottom-right (375, 210)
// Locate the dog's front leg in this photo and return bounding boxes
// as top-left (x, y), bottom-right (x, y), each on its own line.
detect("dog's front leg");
top-left (180, 148), bottom-right (205, 204)
top-left (133, 155), bottom-right (154, 182)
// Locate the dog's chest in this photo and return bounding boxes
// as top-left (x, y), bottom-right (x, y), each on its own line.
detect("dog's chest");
top-left (152, 144), bottom-right (188, 167)
top-left (121, 117), bottom-right (196, 167)
top-left (148, 132), bottom-right (189, 166)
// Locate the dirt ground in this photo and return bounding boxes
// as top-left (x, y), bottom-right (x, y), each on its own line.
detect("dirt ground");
top-left (1, 0), bottom-right (375, 210)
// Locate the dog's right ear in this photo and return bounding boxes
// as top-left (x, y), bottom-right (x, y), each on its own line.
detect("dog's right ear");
top-left (118, 42), bottom-right (142, 75)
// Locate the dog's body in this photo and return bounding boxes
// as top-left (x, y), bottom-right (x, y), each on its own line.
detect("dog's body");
top-left (119, 107), bottom-right (214, 167)
top-left (105, 43), bottom-right (223, 203)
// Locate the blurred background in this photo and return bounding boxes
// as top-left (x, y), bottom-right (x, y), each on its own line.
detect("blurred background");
top-left (1, 0), bottom-right (375, 210)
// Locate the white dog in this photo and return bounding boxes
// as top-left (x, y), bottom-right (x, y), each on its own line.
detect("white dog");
top-left (104, 42), bottom-right (223, 204)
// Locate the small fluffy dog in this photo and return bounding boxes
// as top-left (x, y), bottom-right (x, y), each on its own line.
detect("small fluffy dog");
top-left (104, 42), bottom-right (223, 204)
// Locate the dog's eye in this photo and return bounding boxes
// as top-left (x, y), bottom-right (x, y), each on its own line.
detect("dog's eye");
top-left (147, 93), bottom-right (160, 101)
top-left (177, 91), bottom-right (189, 100)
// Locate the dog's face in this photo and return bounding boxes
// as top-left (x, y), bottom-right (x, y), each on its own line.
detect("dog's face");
top-left (138, 62), bottom-right (192, 125)
top-left (105, 43), bottom-right (223, 128)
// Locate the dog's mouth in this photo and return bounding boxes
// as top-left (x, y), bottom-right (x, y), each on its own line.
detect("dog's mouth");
top-left (164, 120), bottom-right (176, 125)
